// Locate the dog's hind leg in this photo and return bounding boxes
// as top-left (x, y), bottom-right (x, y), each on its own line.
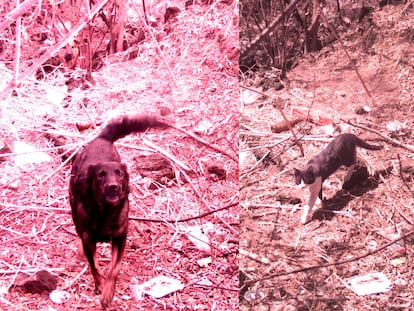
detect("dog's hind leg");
top-left (100, 234), bottom-right (127, 308)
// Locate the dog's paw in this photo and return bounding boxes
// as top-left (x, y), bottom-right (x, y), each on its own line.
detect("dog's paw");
top-left (100, 281), bottom-right (115, 308)
top-left (94, 275), bottom-right (105, 294)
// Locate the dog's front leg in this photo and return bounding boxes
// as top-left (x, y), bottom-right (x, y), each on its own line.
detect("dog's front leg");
top-left (100, 234), bottom-right (126, 308)
top-left (81, 236), bottom-right (105, 293)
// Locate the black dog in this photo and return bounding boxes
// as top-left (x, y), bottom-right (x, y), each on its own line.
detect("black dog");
top-left (69, 114), bottom-right (169, 307)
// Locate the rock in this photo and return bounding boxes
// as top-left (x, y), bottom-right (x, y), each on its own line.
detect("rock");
top-left (13, 270), bottom-right (57, 294)
top-left (134, 154), bottom-right (175, 189)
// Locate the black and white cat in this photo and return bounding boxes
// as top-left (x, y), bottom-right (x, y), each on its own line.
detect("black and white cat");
top-left (294, 133), bottom-right (382, 224)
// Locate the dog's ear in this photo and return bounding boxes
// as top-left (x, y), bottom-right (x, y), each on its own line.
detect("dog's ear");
top-left (120, 163), bottom-right (130, 192)
top-left (87, 164), bottom-right (99, 180)
top-left (293, 168), bottom-right (302, 185)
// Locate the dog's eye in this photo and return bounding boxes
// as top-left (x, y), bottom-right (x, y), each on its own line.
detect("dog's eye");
top-left (97, 170), bottom-right (106, 178)
top-left (116, 170), bottom-right (124, 178)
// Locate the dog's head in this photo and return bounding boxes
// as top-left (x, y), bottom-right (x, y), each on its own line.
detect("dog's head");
top-left (88, 162), bottom-right (129, 206)
top-left (294, 166), bottom-right (316, 185)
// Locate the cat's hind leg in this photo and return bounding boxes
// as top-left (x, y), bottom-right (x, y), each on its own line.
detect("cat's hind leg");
top-left (343, 164), bottom-right (355, 183)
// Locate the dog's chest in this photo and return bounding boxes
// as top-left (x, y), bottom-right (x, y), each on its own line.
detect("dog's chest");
top-left (86, 203), bottom-right (128, 241)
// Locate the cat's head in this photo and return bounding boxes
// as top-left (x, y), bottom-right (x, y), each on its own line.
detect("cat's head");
top-left (294, 166), bottom-right (316, 185)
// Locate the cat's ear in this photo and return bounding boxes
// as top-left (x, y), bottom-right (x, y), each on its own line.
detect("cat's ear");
top-left (293, 168), bottom-right (302, 185)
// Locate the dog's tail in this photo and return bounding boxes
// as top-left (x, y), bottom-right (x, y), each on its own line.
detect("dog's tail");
top-left (98, 114), bottom-right (170, 143)
top-left (355, 136), bottom-right (383, 150)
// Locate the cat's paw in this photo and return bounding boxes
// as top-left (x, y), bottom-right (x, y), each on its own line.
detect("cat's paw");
top-left (301, 215), bottom-right (311, 224)
top-left (301, 206), bottom-right (311, 224)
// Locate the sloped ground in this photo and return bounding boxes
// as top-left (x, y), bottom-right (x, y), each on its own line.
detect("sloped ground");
top-left (240, 3), bottom-right (414, 310)
top-left (0, 1), bottom-right (239, 310)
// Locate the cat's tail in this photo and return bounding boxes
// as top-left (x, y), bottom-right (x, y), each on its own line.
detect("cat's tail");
top-left (355, 137), bottom-right (383, 150)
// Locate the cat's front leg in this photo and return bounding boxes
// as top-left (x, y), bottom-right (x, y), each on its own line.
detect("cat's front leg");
top-left (301, 204), bottom-right (312, 224)
top-left (301, 177), bottom-right (322, 224)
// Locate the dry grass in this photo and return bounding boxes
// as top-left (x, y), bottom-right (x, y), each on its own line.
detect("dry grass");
top-left (0, 1), bottom-right (239, 310)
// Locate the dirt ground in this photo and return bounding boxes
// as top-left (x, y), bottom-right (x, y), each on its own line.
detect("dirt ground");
top-left (0, 1), bottom-right (239, 310)
top-left (240, 3), bottom-right (414, 311)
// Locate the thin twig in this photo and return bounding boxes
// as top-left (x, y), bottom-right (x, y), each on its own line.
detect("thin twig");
top-left (320, 9), bottom-right (373, 101)
top-left (131, 1), bottom-right (178, 88)
top-left (342, 119), bottom-right (414, 152)
top-left (239, 85), bottom-right (304, 156)
top-left (169, 123), bottom-right (238, 162)
top-left (240, 0), bottom-right (302, 58)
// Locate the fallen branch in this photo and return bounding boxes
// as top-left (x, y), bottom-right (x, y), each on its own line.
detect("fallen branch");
top-left (0, 0), bottom-right (38, 33)
top-left (129, 201), bottom-right (238, 223)
top-left (255, 229), bottom-right (414, 283)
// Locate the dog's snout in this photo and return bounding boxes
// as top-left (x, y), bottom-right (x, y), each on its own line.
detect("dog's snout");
top-left (64, 53), bottom-right (73, 62)
top-left (108, 184), bottom-right (119, 192)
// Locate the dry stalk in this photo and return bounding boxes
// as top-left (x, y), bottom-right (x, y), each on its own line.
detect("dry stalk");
top-left (0, 0), bottom-right (38, 33)
top-left (177, 166), bottom-right (237, 235)
top-left (240, 150), bottom-right (270, 177)
top-left (130, 0), bottom-right (178, 88)
top-left (169, 123), bottom-right (238, 162)
top-left (13, 2), bottom-right (22, 85)
top-left (61, 265), bottom-right (88, 291)
top-left (6, 255), bottom-right (24, 291)
top-left (320, 9), bottom-right (373, 101)
top-left (378, 173), bottom-right (413, 225)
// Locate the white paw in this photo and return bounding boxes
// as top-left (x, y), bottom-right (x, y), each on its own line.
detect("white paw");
top-left (301, 214), bottom-right (310, 224)
top-left (301, 207), bottom-right (310, 224)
